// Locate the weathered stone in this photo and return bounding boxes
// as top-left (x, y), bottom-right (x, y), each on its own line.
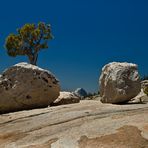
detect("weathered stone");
top-left (99, 62), bottom-right (141, 103)
top-left (0, 100), bottom-right (148, 147)
top-left (129, 90), bottom-right (148, 103)
top-left (141, 80), bottom-right (148, 88)
top-left (51, 91), bottom-right (80, 106)
top-left (0, 62), bottom-right (60, 113)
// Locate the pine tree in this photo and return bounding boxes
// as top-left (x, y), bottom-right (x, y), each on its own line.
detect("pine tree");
top-left (5, 22), bottom-right (53, 65)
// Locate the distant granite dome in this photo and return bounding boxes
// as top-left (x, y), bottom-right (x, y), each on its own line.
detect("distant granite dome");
top-left (74, 88), bottom-right (87, 98)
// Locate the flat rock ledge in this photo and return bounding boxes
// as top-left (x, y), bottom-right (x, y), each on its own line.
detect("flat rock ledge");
top-left (0, 100), bottom-right (148, 148)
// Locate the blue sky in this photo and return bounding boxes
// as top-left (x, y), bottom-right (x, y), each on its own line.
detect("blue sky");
top-left (0, 0), bottom-right (148, 92)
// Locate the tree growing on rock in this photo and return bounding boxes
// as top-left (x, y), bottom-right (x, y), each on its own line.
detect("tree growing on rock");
top-left (5, 22), bottom-right (53, 65)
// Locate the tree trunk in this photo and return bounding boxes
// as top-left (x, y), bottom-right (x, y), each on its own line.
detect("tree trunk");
top-left (28, 53), bottom-right (38, 65)
top-left (33, 53), bottom-right (38, 66)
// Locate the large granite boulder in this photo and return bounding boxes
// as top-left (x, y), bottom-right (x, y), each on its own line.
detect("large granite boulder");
top-left (74, 88), bottom-right (87, 98)
top-left (99, 62), bottom-right (141, 103)
top-left (0, 62), bottom-right (60, 113)
top-left (51, 91), bottom-right (80, 106)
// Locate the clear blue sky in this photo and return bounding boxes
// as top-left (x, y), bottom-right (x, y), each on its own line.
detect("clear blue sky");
top-left (0, 0), bottom-right (148, 92)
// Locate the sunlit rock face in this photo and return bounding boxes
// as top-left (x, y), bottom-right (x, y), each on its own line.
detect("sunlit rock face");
top-left (0, 62), bottom-right (60, 113)
top-left (99, 62), bottom-right (141, 104)
top-left (51, 91), bottom-right (80, 106)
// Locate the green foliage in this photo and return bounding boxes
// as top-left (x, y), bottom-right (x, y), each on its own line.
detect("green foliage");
top-left (5, 22), bottom-right (53, 65)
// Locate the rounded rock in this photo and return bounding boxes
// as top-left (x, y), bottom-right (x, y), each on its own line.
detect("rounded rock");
top-left (99, 62), bottom-right (141, 103)
top-left (51, 91), bottom-right (80, 106)
top-left (0, 62), bottom-right (60, 113)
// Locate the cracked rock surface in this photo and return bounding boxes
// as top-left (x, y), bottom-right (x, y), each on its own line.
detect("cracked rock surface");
top-left (0, 100), bottom-right (148, 147)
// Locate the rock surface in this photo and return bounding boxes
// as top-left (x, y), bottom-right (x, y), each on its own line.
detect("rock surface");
top-left (129, 90), bottom-right (148, 103)
top-left (51, 91), bottom-right (80, 106)
top-left (99, 62), bottom-right (141, 103)
top-left (0, 100), bottom-right (148, 147)
top-left (141, 80), bottom-right (148, 95)
top-left (141, 80), bottom-right (148, 89)
top-left (0, 62), bottom-right (60, 113)
top-left (74, 88), bottom-right (87, 98)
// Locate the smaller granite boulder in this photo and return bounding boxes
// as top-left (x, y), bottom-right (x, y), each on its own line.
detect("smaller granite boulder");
top-left (51, 92), bottom-right (80, 106)
top-left (129, 90), bottom-right (148, 103)
top-left (99, 62), bottom-right (141, 104)
top-left (74, 88), bottom-right (87, 99)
